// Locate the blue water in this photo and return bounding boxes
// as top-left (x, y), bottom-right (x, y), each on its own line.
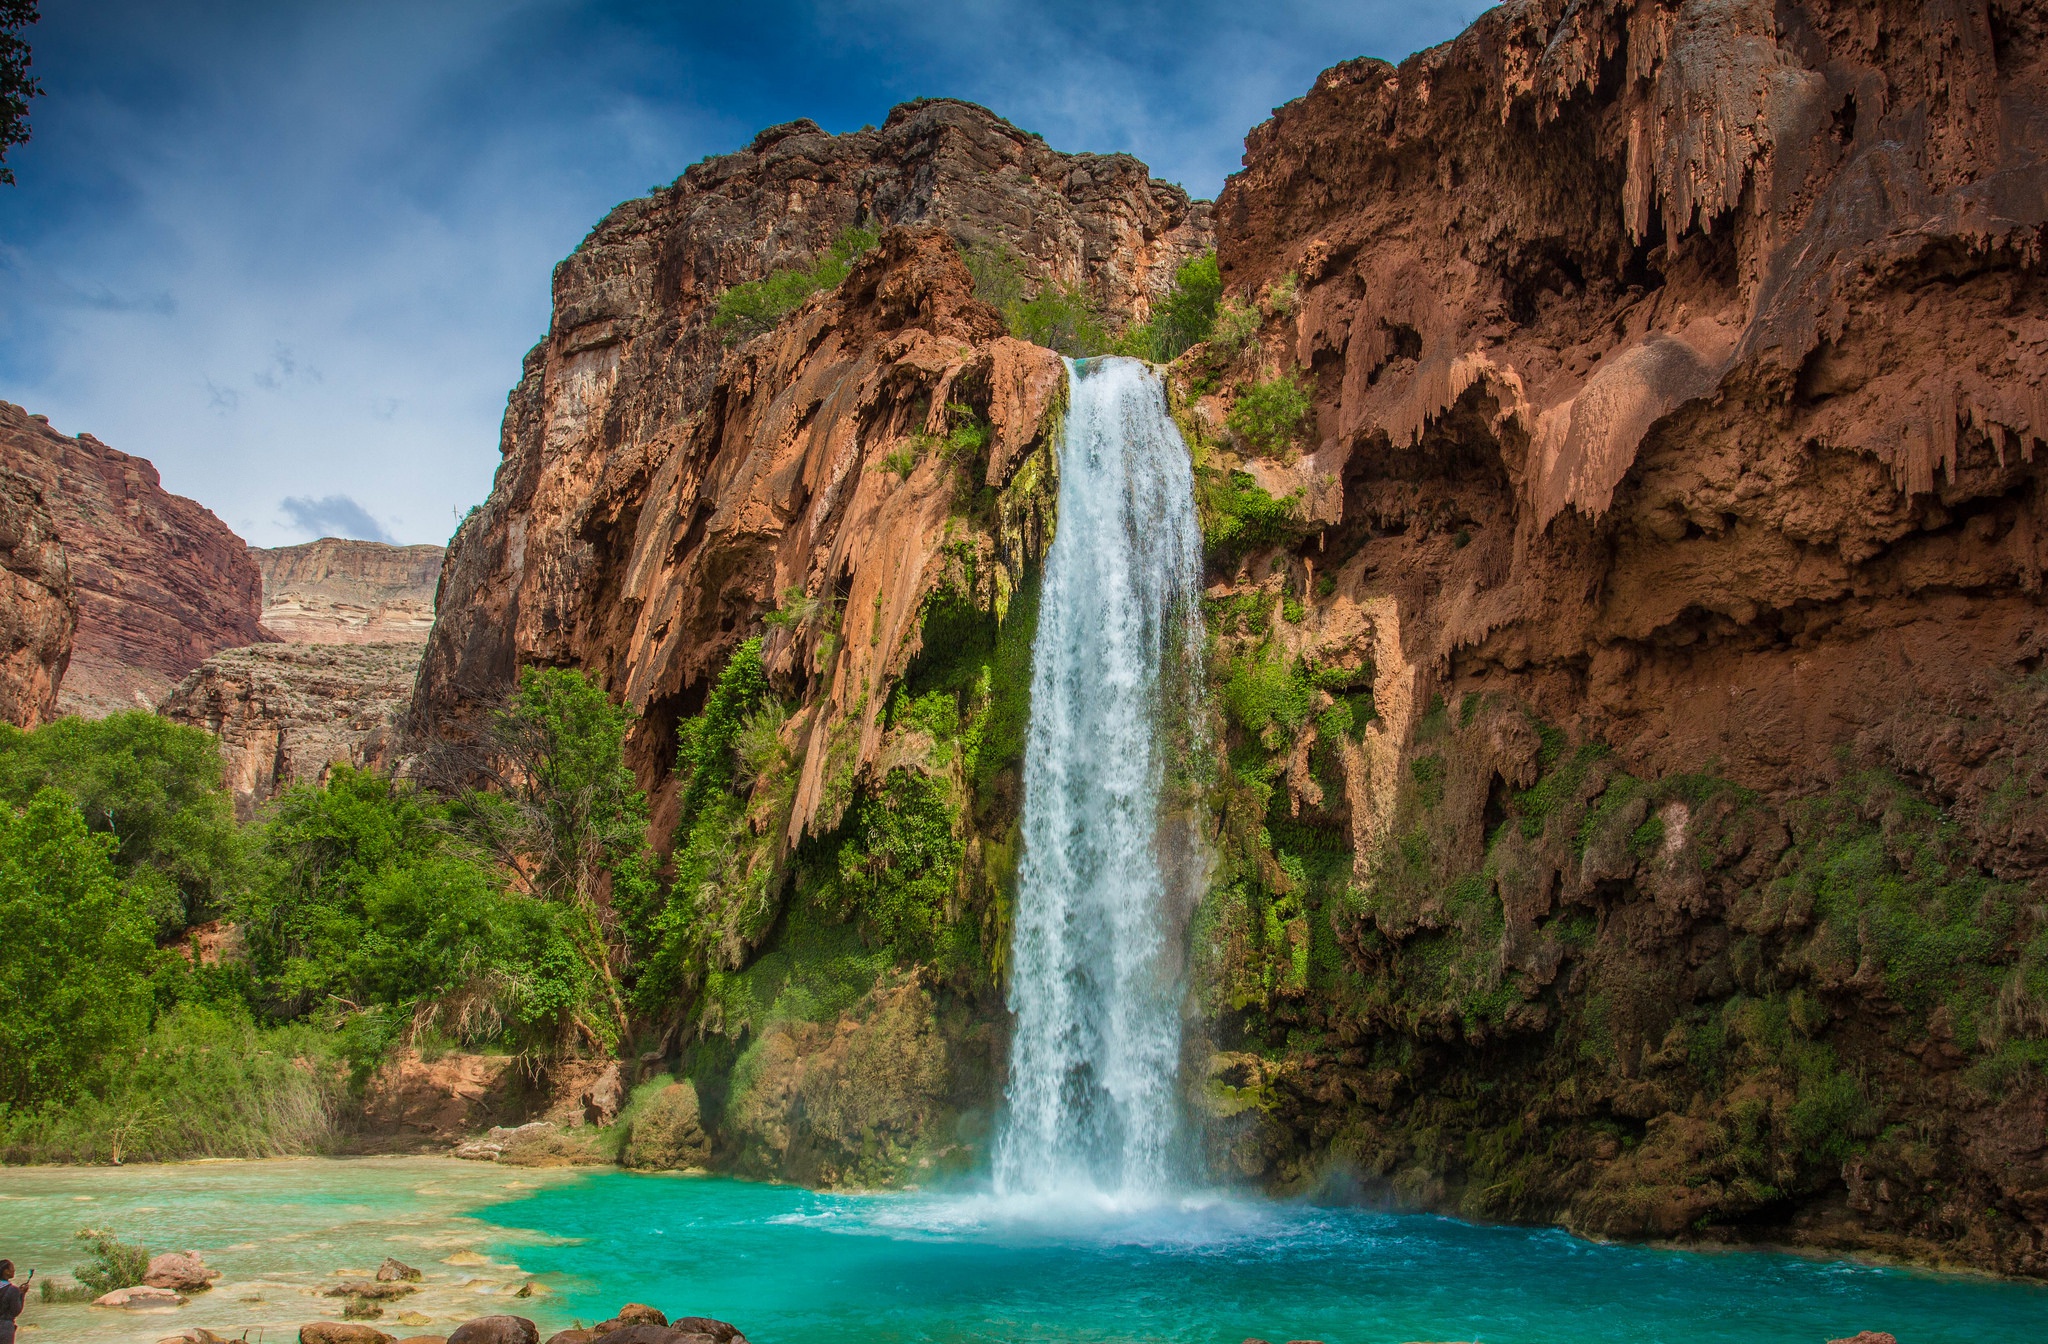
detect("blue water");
top-left (469, 1172), bottom-right (2044, 1344)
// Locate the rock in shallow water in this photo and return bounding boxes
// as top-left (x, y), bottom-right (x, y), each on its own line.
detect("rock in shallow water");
top-left (300, 1325), bottom-right (394, 1344)
top-left (446, 1316), bottom-right (539, 1344)
top-left (377, 1257), bottom-right (423, 1283)
top-left (93, 1286), bottom-right (189, 1308)
top-left (143, 1253), bottom-right (220, 1293)
top-left (326, 1282), bottom-right (418, 1301)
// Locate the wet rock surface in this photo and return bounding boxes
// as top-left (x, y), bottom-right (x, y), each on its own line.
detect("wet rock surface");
top-left (1175, 0), bottom-right (2048, 1282)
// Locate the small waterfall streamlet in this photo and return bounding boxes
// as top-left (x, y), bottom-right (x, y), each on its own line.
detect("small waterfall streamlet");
top-left (992, 355), bottom-right (1207, 1203)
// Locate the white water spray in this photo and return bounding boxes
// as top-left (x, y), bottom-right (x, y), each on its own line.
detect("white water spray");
top-left (992, 355), bottom-right (1206, 1203)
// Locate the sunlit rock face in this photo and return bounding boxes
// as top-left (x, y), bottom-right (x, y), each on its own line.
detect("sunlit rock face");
top-left (252, 538), bottom-right (445, 645)
top-left (0, 401), bottom-right (267, 717)
top-left (409, 98), bottom-right (1211, 804)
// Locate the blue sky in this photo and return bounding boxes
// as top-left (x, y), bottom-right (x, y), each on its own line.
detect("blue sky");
top-left (0, 1), bottom-right (1482, 547)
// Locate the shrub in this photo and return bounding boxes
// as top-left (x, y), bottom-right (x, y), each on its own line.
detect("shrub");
top-left (1210, 298), bottom-right (1261, 357)
top-left (1012, 282), bottom-right (1109, 356)
top-left (240, 767), bottom-right (513, 1021)
top-left (1198, 470), bottom-right (1303, 569)
top-left (962, 237), bottom-right (1030, 316)
top-left (2, 1004), bottom-right (349, 1163)
top-left (73, 1231), bottom-right (150, 1295)
top-left (1227, 371), bottom-right (1312, 456)
top-left (874, 444), bottom-right (918, 478)
top-left (1149, 252), bottom-right (1223, 359)
top-left (713, 226), bottom-right (880, 340)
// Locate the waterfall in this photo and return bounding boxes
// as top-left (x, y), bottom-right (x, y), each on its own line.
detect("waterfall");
top-left (992, 355), bottom-right (1206, 1202)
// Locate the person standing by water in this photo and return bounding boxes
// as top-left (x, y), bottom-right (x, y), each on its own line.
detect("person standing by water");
top-left (0, 1259), bottom-right (28, 1344)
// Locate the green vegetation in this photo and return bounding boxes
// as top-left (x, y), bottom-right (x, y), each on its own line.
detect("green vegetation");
top-left (714, 226), bottom-right (880, 340)
top-left (0, 711), bottom-right (248, 935)
top-left (1, 1), bottom-right (38, 187)
top-left (73, 1230), bottom-right (149, 1294)
top-left (1227, 370), bottom-right (1312, 456)
top-left (0, 666), bottom-right (660, 1163)
top-left (962, 240), bottom-right (1226, 361)
top-left (0, 788), bottom-right (156, 1113)
top-left (1196, 470), bottom-right (1304, 569)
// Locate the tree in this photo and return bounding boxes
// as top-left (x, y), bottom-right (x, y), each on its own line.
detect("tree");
top-left (0, 789), bottom-right (156, 1112)
top-left (1, 1), bottom-right (39, 186)
top-left (451, 667), bottom-right (658, 1048)
top-left (0, 712), bottom-right (250, 936)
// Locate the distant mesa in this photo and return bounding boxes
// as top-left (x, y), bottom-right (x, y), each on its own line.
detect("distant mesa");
top-left (253, 537), bottom-right (444, 645)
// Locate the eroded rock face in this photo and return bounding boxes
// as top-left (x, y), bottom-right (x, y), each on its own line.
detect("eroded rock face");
top-left (1211, 0), bottom-right (2048, 797)
top-left (253, 539), bottom-right (444, 644)
top-left (411, 98), bottom-right (1206, 776)
top-left (1177, 0), bottom-right (2048, 1280)
top-left (0, 403), bottom-right (267, 716)
top-left (159, 643), bottom-right (421, 817)
top-left (0, 469), bottom-right (75, 727)
top-left (421, 224), bottom-right (1068, 847)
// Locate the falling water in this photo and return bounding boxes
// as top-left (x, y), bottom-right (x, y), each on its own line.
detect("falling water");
top-left (992, 355), bottom-right (1207, 1202)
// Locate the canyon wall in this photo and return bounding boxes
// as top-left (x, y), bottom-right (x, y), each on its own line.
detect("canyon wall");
top-left (162, 540), bottom-right (445, 814)
top-left (1172, 0), bottom-right (2048, 1278)
top-left (0, 403), bottom-right (268, 715)
top-left (253, 538), bottom-right (444, 644)
top-left (392, 0), bottom-right (2048, 1279)
top-left (410, 97), bottom-right (1210, 800)
top-left (0, 470), bottom-right (75, 728)
top-left (160, 643), bottom-right (421, 819)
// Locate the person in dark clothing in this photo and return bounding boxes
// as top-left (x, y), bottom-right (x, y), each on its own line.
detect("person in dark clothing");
top-left (0, 1258), bottom-right (26, 1344)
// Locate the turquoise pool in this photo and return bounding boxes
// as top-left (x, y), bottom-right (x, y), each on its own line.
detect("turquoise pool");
top-left (4, 1159), bottom-right (2039, 1344)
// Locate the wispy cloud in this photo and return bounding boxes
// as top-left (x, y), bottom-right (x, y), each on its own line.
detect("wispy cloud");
top-left (279, 493), bottom-right (395, 544)
top-left (0, 0), bottom-right (1476, 547)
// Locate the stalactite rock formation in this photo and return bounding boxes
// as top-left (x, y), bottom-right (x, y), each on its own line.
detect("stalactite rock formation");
top-left (1212, 0), bottom-right (2048, 807)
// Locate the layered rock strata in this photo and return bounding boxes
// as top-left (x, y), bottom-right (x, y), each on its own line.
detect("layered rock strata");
top-left (0, 470), bottom-right (75, 727)
top-left (0, 402), bottom-right (267, 715)
top-left (253, 538), bottom-right (444, 644)
top-left (1174, 0), bottom-right (2048, 1278)
top-left (160, 642), bottom-right (420, 816)
top-left (411, 97), bottom-right (1208, 785)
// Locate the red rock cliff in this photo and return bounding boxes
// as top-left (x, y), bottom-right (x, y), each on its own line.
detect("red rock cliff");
top-left (411, 99), bottom-right (1208, 779)
top-left (0, 403), bottom-right (268, 716)
top-left (1170, 0), bottom-right (2048, 1277)
top-left (1210, 0), bottom-right (2048, 798)
top-left (253, 538), bottom-right (444, 644)
top-left (0, 470), bottom-right (75, 727)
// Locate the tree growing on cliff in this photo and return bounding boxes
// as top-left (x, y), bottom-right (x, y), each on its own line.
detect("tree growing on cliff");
top-left (0, 1), bottom-right (38, 185)
top-left (453, 667), bottom-right (658, 1049)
